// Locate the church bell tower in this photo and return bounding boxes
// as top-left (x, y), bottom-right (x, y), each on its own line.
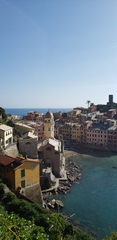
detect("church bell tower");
top-left (44, 110), bottom-right (54, 139)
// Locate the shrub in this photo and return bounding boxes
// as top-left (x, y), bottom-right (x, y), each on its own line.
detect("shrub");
top-left (0, 183), bottom-right (5, 199)
top-left (1, 192), bottom-right (16, 204)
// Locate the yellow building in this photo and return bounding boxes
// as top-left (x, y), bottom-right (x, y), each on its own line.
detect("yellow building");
top-left (44, 110), bottom-right (54, 139)
top-left (76, 124), bottom-right (81, 142)
top-left (70, 124), bottom-right (81, 142)
top-left (71, 124), bottom-right (77, 142)
top-left (59, 123), bottom-right (71, 140)
top-left (0, 155), bottom-right (40, 190)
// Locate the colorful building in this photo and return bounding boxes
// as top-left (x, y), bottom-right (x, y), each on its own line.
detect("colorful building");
top-left (0, 155), bottom-right (40, 190)
top-left (86, 122), bottom-right (108, 146)
top-left (23, 111), bottom-right (43, 122)
top-left (59, 123), bottom-right (71, 140)
top-left (0, 124), bottom-right (13, 149)
top-left (70, 123), bottom-right (81, 142)
top-left (107, 126), bottom-right (117, 148)
top-left (34, 123), bottom-right (44, 141)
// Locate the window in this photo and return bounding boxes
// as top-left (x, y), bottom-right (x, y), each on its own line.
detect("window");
top-left (21, 180), bottom-right (25, 188)
top-left (21, 169), bottom-right (25, 178)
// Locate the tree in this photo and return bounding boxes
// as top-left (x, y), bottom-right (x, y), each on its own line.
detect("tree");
top-left (0, 107), bottom-right (7, 120)
top-left (86, 100), bottom-right (91, 109)
top-left (6, 119), bottom-right (14, 128)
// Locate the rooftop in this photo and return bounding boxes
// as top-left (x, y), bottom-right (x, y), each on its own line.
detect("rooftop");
top-left (15, 122), bottom-right (34, 129)
top-left (0, 124), bottom-right (12, 131)
top-left (44, 110), bottom-right (54, 119)
top-left (88, 123), bottom-right (109, 131)
top-left (0, 155), bottom-right (15, 166)
top-left (0, 155), bottom-right (39, 169)
top-left (38, 138), bottom-right (61, 151)
top-left (22, 132), bottom-right (38, 139)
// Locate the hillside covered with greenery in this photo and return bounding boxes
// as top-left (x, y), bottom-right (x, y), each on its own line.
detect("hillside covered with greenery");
top-left (0, 182), bottom-right (117, 240)
top-left (0, 182), bottom-right (94, 240)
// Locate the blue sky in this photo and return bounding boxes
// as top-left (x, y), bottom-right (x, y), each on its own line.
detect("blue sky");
top-left (0, 0), bottom-right (117, 108)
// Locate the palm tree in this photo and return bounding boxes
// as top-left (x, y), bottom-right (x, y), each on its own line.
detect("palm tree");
top-left (86, 100), bottom-right (91, 109)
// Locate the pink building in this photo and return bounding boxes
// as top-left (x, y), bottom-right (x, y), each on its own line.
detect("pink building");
top-left (23, 111), bottom-right (43, 122)
top-left (107, 126), bottom-right (117, 148)
top-left (34, 123), bottom-right (44, 142)
top-left (86, 123), bottom-right (108, 146)
top-left (54, 126), bottom-right (59, 139)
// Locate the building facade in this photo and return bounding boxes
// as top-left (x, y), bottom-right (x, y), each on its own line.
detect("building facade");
top-left (0, 124), bottom-right (13, 149)
top-left (38, 138), bottom-right (65, 177)
top-left (0, 155), bottom-right (40, 190)
top-left (18, 132), bottom-right (38, 158)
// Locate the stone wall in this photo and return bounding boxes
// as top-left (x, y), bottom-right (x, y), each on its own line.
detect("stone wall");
top-left (4, 143), bottom-right (19, 157)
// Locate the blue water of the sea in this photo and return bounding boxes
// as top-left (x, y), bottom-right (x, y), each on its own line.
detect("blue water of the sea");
top-left (54, 153), bottom-right (117, 239)
top-left (5, 108), bottom-right (72, 117)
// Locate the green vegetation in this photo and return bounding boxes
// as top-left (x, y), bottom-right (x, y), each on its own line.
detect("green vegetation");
top-left (103, 233), bottom-right (117, 240)
top-left (0, 206), bottom-right (47, 240)
top-left (0, 107), bottom-right (23, 140)
top-left (0, 182), bottom-right (94, 240)
top-left (0, 182), bottom-right (116, 239)
top-left (0, 107), bottom-right (7, 121)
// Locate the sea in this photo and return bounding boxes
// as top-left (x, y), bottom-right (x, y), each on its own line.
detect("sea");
top-left (5, 108), bottom-right (72, 117)
top-left (54, 153), bottom-right (117, 240)
top-left (4, 108), bottom-right (117, 239)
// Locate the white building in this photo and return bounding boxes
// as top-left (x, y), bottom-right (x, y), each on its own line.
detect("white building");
top-left (0, 124), bottom-right (13, 149)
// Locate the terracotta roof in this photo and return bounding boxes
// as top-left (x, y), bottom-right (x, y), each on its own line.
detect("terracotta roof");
top-left (0, 155), bottom-right (25, 167)
top-left (0, 155), bottom-right (15, 166)
top-left (0, 155), bottom-right (39, 169)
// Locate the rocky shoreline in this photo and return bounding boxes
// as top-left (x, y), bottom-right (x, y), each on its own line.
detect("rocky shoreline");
top-left (58, 158), bottom-right (82, 194)
top-left (43, 149), bottom-right (82, 209)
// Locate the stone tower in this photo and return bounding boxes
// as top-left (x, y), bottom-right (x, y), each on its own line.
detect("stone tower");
top-left (109, 94), bottom-right (113, 104)
top-left (44, 110), bottom-right (54, 139)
